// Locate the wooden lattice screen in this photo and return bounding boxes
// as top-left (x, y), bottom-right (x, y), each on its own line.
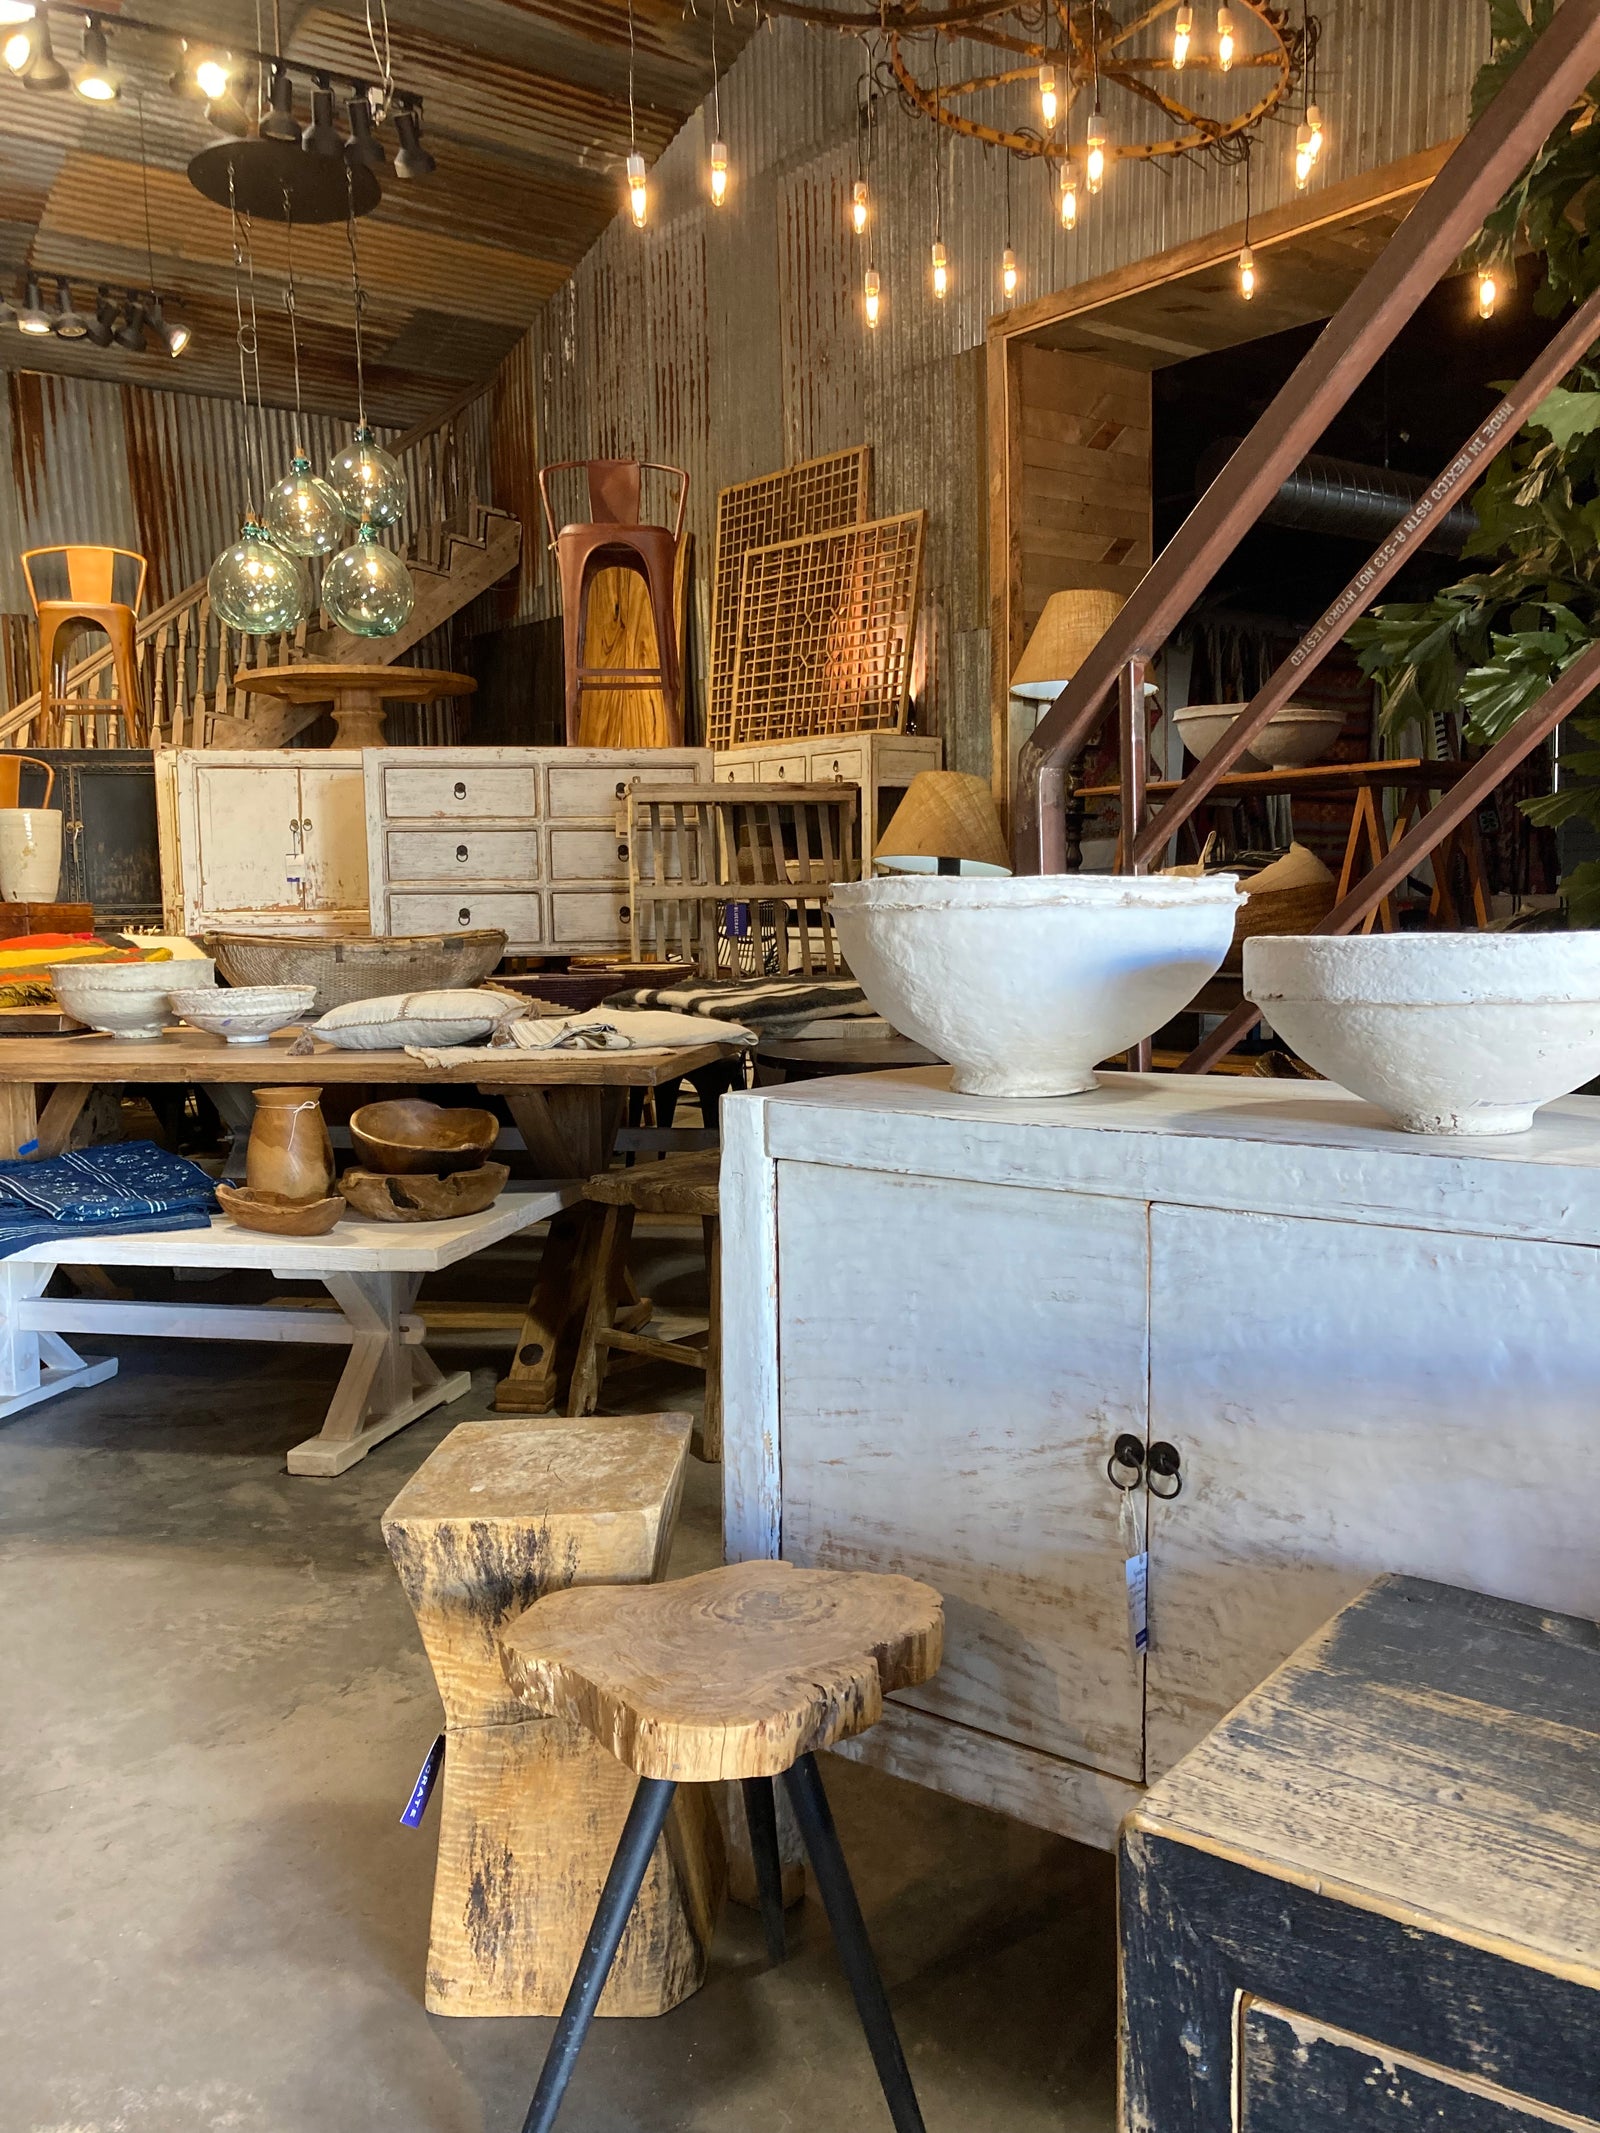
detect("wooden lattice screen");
top-left (728, 510), bottom-right (925, 746)
top-left (708, 446), bottom-right (873, 748)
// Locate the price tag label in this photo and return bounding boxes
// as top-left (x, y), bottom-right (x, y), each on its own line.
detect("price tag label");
top-left (1119, 1487), bottom-right (1151, 1656)
top-left (400, 1732), bottom-right (446, 1827)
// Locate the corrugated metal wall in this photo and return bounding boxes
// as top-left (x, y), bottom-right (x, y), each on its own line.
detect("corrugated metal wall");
top-left (502, 0), bottom-right (1489, 776)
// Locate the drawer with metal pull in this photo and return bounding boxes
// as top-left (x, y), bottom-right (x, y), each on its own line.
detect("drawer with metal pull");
top-left (382, 767), bottom-right (538, 819)
top-left (548, 889), bottom-right (632, 947)
top-left (388, 891), bottom-right (543, 945)
top-left (386, 830), bottom-right (540, 882)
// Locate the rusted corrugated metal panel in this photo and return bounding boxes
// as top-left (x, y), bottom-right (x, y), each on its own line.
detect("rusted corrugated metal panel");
top-left (489, 1), bottom-right (1486, 771)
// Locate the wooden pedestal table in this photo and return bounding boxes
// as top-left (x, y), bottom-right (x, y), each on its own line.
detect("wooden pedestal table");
top-left (0, 1029), bottom-right (736, 1414)
top-left (231, 662), bottom-right (476, 749)
top-left (0, 1190), bottom-right (575, 1474)
top-left (382, 1410), bottom-right (725, 2016)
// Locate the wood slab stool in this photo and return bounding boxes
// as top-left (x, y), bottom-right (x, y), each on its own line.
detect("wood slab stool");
top-left (381, 1411), bottom-right (725, 2018)
top-left (569, 1150), bottom-right (721, 1460)
top-left (501, 1558), bottom-right (944, 2132)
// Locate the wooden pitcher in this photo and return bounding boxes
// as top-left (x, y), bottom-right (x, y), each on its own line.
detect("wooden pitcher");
top-left (246, 1086), bottom-right (334, 1202)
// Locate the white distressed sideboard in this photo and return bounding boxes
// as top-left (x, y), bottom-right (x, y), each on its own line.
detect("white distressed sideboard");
top-left (363, 746), bottom-right (710, 955)
top-left (722, 1069), bottom-right (1600, 1848)
top-left (159, 749), bottom-right (369, 936)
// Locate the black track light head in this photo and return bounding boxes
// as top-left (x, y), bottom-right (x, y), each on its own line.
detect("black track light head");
top-left (53, 275), bottom-right (89, 337)
top-left (17, 273), bottom-right (52, 335)
top-left (345, 86), bottom-right (386, 170)
top-left (258, 62), bottom-right (299, 141)
top-left (393, 102), bottom-right (435, 180)
top-left (113, 290), bottom-right (148, 351)
top-left (302, 71), bottom-right (342, 156)
top-left (83, 284), bottom-right (116, 347)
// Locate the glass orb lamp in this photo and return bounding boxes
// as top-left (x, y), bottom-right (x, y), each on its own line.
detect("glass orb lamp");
top-left (208, 517), bottom-right (311, 636)
top-left (327, 425), bottom-right (406, 528)
top-left (322, 520), bottom-right (414, 637)
top-left (265, 456), bottom-right (347, 557)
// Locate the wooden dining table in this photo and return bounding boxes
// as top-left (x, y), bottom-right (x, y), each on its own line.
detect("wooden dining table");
top-left (0, 1028), bottom-right (738, 1415)
top-left (232, 662), bottom-right (476, 748)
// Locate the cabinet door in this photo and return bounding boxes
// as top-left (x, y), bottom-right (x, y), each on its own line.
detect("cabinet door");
top-left (775, 1162), bottom-right (1150, 1780)
top-left (190, 761), bottom-right (303, 920)
top-left (297, 763), bottom-right (369, 917)
top-left (59, 755), bottom-right (161, 921)
top-left (1146, 1205), bottom-right (1600, 1780)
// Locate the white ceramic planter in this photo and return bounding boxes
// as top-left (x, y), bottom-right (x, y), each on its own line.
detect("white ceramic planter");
top-left (0, 809), bottom-right (63, 902)
top-left (831, 873), bottom-right (1243, 1098)
top-left (1174, 701), bottom-right (1345, 772)
top-left (1245, 932), bottom-right (1600, 1134)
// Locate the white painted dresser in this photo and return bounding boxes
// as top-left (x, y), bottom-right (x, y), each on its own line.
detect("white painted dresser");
top-left (722, 1069), bottom-right (1600, 1848)
top-left (363, 746), bottom-right (710, 956)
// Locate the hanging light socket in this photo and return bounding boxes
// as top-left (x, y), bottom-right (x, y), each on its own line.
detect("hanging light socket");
top-left (259, 63), bottom-right (300, 140)
top-left (346, 87), bottom-right (387, 170)
top-left (72, 17), bottom-right (120, 102)
top-left (302, 73), bottom-right (342, 156)
top-left (53, 276), bottom-right (88, 337)
top-left (394, 102), bottom-right (436, 180)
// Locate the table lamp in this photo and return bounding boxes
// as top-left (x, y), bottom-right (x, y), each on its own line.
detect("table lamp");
top-left (1010, 587), bottom-right (1126, 699)
top-left (875, 771), bottom-right (1012, 877)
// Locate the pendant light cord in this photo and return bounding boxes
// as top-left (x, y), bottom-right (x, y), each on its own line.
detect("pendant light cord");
top-left (711, 0), bottom-right (721, 140)
top-left (137, 93), bottom-right (156, 297)
top-left (227, 169), bottom-right (263, 517)
top-left (627, 0), bottom-right (637, 155)
top-left (345, 166), bottom-right (368, 431)
top-left (282, 186), bottom-right (305, 452)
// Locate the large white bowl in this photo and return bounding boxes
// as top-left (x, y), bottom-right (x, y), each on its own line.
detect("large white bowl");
top-left (1244, 932), bottom-right (1600, 1134)
top-left (1174, 700), bottom-right (1346, 772)
top-left (831, 874), bottom-right (1244, 1097)
top-left (50, 958), bottom-right (215, 1040)
top-left (168, 984), bottom-right (317, 1045)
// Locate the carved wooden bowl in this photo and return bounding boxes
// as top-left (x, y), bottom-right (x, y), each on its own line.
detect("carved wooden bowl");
top-left (337, 1162), bottom-right (510, 1223)
top-left (349, 1098), bottom-right (501, 1176)
top-left (215, 1183), bottom-right (346, 1235)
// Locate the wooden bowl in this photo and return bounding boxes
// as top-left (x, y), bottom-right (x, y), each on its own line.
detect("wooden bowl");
top-left (349, 1098), bottom-right (501, 1176)
top-left (338, 1162), bottom-right (510, 1223)
top-left (216, 1183), bottom-right (345, 1235)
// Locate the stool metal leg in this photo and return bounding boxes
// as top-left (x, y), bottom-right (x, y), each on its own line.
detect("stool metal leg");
top-left (519, 1775), bottom-right (678, 2133)
top-left (781, 1753), bottom-right (926, 2133)
top-left (740, 1776), bottom-right (787, 1966)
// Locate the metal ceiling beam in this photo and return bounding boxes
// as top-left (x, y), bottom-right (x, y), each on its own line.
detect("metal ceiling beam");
top-left (1013, 0), bottom-right (1600, 873)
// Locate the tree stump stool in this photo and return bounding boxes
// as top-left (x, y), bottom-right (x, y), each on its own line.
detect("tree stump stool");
top-left (381, 1411), bottom-right (725, 2018)
top-left (568, 1151), bottom-right (721, 1460)
top-left (501, 1558), bottom-right (944, 2132)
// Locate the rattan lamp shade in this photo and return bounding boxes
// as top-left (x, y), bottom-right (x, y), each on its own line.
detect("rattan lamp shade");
top-left (1011, 588), bottom-right (1125, 687)
top-left (875, 771), bottom-right (1012, 877)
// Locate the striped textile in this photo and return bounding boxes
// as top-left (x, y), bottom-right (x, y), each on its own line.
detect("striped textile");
top-left (599, 975), bottom-right (871, 1037)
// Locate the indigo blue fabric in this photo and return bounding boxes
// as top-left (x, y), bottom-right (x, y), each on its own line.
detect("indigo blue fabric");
top-left (0, 1141), bottom-right (217, 1258)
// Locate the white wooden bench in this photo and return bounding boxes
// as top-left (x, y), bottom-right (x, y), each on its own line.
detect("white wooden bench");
top-left (0, 1187), bottom-right (578, 1475)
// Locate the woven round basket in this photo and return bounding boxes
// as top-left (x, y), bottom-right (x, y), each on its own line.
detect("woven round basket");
top-left (206, 930), bottom-right (508, 1016)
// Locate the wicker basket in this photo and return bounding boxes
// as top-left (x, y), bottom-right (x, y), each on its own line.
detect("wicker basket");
top-left (206, 931), bottom-right (508, 1016)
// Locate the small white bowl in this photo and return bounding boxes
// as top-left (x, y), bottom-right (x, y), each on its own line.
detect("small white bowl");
top-left (50, 958), bottom-right (215, 1040)
top-left (1174, 700), bottom-right (1346, 772)
top-left (1244, 932), bottom-right (1600, 1134)
top-left (168, 984), bottom-right (317, 1045)
top-left (831, 873), bottom-right (1244, 1098)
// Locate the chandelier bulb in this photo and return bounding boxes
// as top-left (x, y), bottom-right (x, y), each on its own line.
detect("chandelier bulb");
top-left (1173, 5), bottom-right (1192, 69)
top-left (1086, 113), bottom-right (1108, 194)
top-left (1039, 64), bottom-right (1057, 129)
top-left (931, 239), bottom-right (949, 300)
top-left (851, 177), bottom-right (868, 235)
top-left (1217, 5), bottom-right (1236, 72)
top-left (709, 136), bottom-right (728, 206)
top-left (1238, 243), bottom-right (1256, 301)
top-left (1059, 159), bottom-right (1079, 230)
top-left (1001, 246), bottom-right (1018, 301)
top-left (1294, 120), bottom-right (1313, 190)
top-left (1477, 271), bottom-right (1498, 321)
top-left (864, 266), bottom-right (880, 328)
top-left (626, 151), bottom-right (648, 229)
top-left (1306, 103), bottom-right (1325, 161)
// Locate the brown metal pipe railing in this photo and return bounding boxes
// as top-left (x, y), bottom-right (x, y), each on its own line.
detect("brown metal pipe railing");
top-left (1012, 0), bottom-right (1600, 874)
top-left (1128, 280), bottom-right (1600, 873)
top-left (1179, 635), bottom-right (1600, 1072)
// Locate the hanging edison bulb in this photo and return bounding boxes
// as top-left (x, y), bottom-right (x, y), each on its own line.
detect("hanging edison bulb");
top-left (1306, 103), bottom-right (1325, 163)
top-left (1086, 113), bottom-right (1109, 194)
top-left (323, 518), bottom-right (415, 637)
top-left (1216, 5), bottom-right (1236, 71)
top-left (1173, 5), bottom-right (1193, 68)
top-left (265, 453), bottom-right (346, 556)
top-left (627, 151), bottom-right (648, 228)
top-left (328, 424), bottom-right (407, 528)
top-left (863, 266), bottom-right (881, 328)
top-left (1477, 271), bottom-right (1498, 321)
top-left (1238, 244), bottom-right (1256, 301)
top-left (1001, 246), bottom-right (1018, 301)
top-left (1059, 158), bottom-right (1080, 230)
top-left (709, 136), bottom-right (729, 206)
top-left (208, 516), bottom-right (311, 636)
top-left (1294, 120), bottom-right (1314, 190)
top-left (931, 239), bottom-right (949, 300)
top-left (1038, 64), bottom-right (1058, 129)
top-left (851, 177), bottom-right (869, 235)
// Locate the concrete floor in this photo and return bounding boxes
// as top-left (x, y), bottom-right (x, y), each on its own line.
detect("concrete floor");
top-left (0, 1225), bottom-right (1117, 2133)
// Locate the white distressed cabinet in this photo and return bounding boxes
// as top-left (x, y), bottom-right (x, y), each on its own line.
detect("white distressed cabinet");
top-left (722, 1069), bottom-right (1600, 1848)
top-left (158, 749), bottom-right (369, 935)
top-left (712, 732), bottom-right (941, 864)
top-left (364, 746), bottom-right (711, 955)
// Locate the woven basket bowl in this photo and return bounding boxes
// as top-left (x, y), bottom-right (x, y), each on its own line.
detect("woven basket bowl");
top-left (206, 931), bottom-right (507, 1016)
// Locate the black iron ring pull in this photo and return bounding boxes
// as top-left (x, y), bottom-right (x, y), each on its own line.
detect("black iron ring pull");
top-left (1107, 1433), bottom-right (1145, 1491)
top-left (1147, 1441), bottom-right (1184, 1501)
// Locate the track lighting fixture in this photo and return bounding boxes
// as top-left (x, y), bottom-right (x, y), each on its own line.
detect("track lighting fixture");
top-left (72, 17), bottom-right (120, 102)
top-left (346, 88), bottom-right (386, 170)
top-left (302, 73), bottom-right (342, 156)
top-left (194, 50), bottom-right (229, 100)
top-left (146, 293), bottom-right (189, 355)
top-left (114, 290), bottom-right (148, 351)
top-left (2, 25), bottom-right (30, 68)
top-left (53, 275), bottom-right (88, 336)
top-left (259, 63), bottom-right (299, 140)
top-left (83, 284), bottom-right (115, 346)
top-left (11, 9), bottom-right (67, 87)
top-left (17, 275), bottom-right (51, 334)
top-left (393, 102), bottom-right (436, 180)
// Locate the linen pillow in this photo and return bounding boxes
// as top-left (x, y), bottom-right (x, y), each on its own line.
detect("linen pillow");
top-left (309, 988), bottom-right (517, 1051)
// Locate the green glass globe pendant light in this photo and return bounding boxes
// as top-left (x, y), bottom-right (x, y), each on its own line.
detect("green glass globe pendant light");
top-left (323, 515), bottom-right (415, 636)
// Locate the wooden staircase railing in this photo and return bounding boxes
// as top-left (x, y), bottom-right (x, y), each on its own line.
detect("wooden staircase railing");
top-left (1008, 0), bottom-right (1600, 1073)
top-left (0, 381), bottom-right (519, 751)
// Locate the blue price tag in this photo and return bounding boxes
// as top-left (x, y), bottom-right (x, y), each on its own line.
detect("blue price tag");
top-left (723, 901), bottom-right (751, 940)
top-left (401, 1732), bottom-right (446, 1827)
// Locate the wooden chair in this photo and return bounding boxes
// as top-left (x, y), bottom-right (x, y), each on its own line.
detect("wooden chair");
top-left (568, 1150), bottom-right (721, 1460)
top-left (500, 1558), bottom-right (944, 2133)
top-left (627, 781), bottom-right (859, 979)
top-left (538, 458), bottom-right (688, 747)
top-left (20, 546), bottom-right (148, 745)
top-left (0, 754), bottom-right (55, 808)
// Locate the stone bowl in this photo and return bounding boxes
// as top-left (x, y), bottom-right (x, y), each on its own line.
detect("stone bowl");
top-left (1174, 700), bottom-right (1346, 772)
top-left (349, 1097), bottom-right (501, 1175)
top-left (49, 958), bottom-right (216, 1040)
top-left (1244, 932), bottom-right (1600, 1134)
top-left (168, 984), bottom-right (317, 1045)
top-left (830, 874), bottom-right (1245, 1098)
